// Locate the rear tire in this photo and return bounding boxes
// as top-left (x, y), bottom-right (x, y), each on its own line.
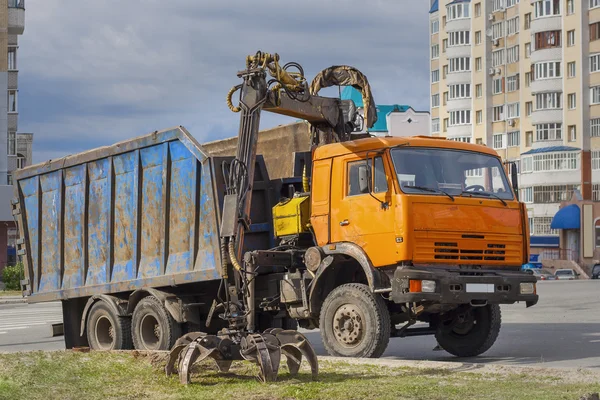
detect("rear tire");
top-left (319, 283), bottom-right (390, 358)
top-left (435, 304), bottom-right (501, 357)
top-left (86, 301), bottom-right (132, 351)
top-left (132, 296), bottom-right (181, 351)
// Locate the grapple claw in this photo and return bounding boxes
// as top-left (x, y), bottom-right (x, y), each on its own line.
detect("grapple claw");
top-left (241, 333), bottom-right (281, 382)
top-left (177, 335), bottom-right (223, 385)
top-left (276, 330), bottom-right (319, 380)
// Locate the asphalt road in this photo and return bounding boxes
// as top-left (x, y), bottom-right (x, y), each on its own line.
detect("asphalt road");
top-left (1, 280), bottom-right (600, 369)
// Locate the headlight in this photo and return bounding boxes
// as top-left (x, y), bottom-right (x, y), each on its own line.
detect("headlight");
top-left (520, 282), bottom-right (535, 295)
top-left (421, 280), bottom-right (436, 293)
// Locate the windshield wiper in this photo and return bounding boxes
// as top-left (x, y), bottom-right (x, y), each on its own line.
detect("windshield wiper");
top-left (403, 185), bottom-right (454, 201)
top-left (461, 191), bottom-right (507, 206)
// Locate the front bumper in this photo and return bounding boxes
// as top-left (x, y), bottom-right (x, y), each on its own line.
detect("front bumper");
top-left (390, 266), bottom-right (538, 307)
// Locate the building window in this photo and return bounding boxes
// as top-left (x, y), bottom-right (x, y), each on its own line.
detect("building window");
top-left (442, 16), bottom-right (446, 27)
top-left (449, 110), bottom-right (471, 126)
top-left (532, 217), bottom-right (559, 236)
top-left (493, 0), bottom-right (506, 11)
top-left (568, 93), bottom-right (576, 109)
top-left (592, 0), bottom-right (600, 9)
top-left (568, 125), bottom-right (576, 142)
top-left (443, 39), bottom-right (448, 52)
top-left (526, 101), bottom-right (533, 116)
top-left (449, 136), bottom-right (472, 143)
top-left (475, 31), bottom-right (482, 45)
top-left (431, 118), bottom-right (440, 133)
top-left (507, 45), bottom-right (519, 64)
top-left (447, 2), bottom-right (470, 21)
top-left (476, 138), bottom-right (483, 145)
top-left (567, 61), bottom-right (576, 78)
top-left (493, 78), bottom-right (503, 95)
top-left (431, 69), bottom-right (439, 83)
top-left (533, 185), bottom-right (580, 204)
top-left (533, 0), bottom-right (561, 18)
top-left (535, 31), bottom-right (561, 49)
top-left (567, 0), bottom-right (574, 14)
top-left (448, 31), bottom-right (471, 47)
top-left (592, 86), bottom-right (600, 105)
top-left (506, 0), bottom-right (519, 6)
top-left (507, 102), bottom-right (520, 119)
top-left (506, 75), bottom-right (519, 92)
top-left (448, 57), bottom-right (471, 72)
top-left (443, 65), bottom-right (448, 78)
top-left (492, 49), bottom-right (505, 67)
top-left (443, 118), bottom-right (449, 132)
top-left (493, 105), bottom-right (505, 122)
top-left (535, 92), bottom-right (562, 110)
top-left (507, 17), bottom-right (519, 36)
top-left (525, 72), bottom-right (531, 87)
top-left (7, 131), bottom-right (15, 156)
top-left (431, 19), bottom-right (439, 34)
top-left (476, 110), bottom-right (483, 124)
top-left (492, 22), bottom-right (505, 40)
top-left (533, 152), bottom-right (578, 172)
top-left (443, 91), bottom-right (448, 105)
top-left (431, 93), bottom-right (440, 108)
top-left (476, 57), bottom-right (482, 71)
top-left (16, 154), bottom-right (25, 169)
top-left (431, 44), bottom-right (439, 59)
top-left (526, 131), bottom-right (534, 147)
top-left (525, 13), bottom-right (531, 29)
top-left (476, 84), bottom-right (482, 98)
top-left (535, 123), bottom-right (562, 141)
top-left (567, 30), bottom-right (575, 47)
top-left (594, 184), bottom-right (600, 201)
top-left (591, 54), bottom-right (600, 73)
top-left (7, 47), bottom-right (17, 71)
top-left (7, 174), bottom-right (12, 186)
top-left (591, 118), bottom-right (600, 137)
top-left (475, 2), bottom-right (481, 16)
top-left (591, 22), bottom-right (600, 41)
top-left (7, 90), bottom-right (17, 113)
top-left (525, 43), bottom-right (531, 58)
top-left (449, 84), bottom-right (471, 100)
top-left (522, 187), bottom-right (533, 203)
top-left (508, 131), bottom-right (520, 147)
top-left (534, 61), bottom-right (561, 79)
top-left (493, 133), bottom-right (505, 149)
top-left (593, 151), bottom-right (600, 170)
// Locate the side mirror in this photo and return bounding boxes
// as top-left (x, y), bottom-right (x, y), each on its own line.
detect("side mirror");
top-left (510, 162), bottom-right (519, 198)
top-left (358, 164), bottom-right (370, 194)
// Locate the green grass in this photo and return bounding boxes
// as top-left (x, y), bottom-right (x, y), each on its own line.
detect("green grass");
top-left (0, 351), bottom-right (598, 400)
top-left (0, 290), bottom-right (21, 297)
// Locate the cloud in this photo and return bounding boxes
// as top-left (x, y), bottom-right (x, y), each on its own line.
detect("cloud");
top-left (19, 0), bottom-right (430, 163)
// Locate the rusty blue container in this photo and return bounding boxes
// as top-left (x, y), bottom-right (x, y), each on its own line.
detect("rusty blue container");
top-left (12, 127), bottom-right (274, 303)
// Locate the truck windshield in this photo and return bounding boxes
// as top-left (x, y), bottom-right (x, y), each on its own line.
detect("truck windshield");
top-left (390, 147), bottom-right (514, 200)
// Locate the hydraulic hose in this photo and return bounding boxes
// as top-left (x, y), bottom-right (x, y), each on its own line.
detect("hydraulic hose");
top-left (228, 238), bottom-right (243, 272)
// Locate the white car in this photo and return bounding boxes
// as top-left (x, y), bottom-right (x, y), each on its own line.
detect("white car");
top-left (554, 269), bottom-right (578, 280)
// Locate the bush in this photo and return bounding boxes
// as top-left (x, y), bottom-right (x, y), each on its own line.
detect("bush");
top-left (2, 263), bottom-right (24, 291)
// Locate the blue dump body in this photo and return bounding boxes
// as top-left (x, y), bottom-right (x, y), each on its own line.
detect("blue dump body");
top-left (13, 127), bottom-right (275, 303)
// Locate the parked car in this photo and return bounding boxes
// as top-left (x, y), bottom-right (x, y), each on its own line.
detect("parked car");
top-left (521, 262), bottom-right (543, 273)
top-left (592, 264), bottom-right (600, 279)
top-left (554, 269), bottom-right (578, 280)
top-left (530, 269), bottom-right (557, 281)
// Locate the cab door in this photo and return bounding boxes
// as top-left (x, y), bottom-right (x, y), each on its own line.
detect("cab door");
top-left (330, 154), bottom-right (397, 267)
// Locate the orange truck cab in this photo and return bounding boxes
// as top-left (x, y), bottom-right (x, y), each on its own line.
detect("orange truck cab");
top-left (274, 135), bottom-right (538, 359)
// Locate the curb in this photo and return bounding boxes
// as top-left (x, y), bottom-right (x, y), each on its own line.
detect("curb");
top-left (0, 297), bottom-right (25, 305)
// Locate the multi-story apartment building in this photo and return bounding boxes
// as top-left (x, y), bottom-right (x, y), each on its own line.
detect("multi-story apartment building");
top-left (0, 0), bottom-right (24, 273)
top-left (429, 0), bottom-right (600, 254)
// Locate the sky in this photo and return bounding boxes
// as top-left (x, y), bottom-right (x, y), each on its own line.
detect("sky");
top-left (18, 0), bottom-right (431, 164)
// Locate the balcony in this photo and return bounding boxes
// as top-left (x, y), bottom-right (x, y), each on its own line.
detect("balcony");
top-left (8, 0), bottom-right (25, 35)
top-left (530, 108), bottom-right (563, 125)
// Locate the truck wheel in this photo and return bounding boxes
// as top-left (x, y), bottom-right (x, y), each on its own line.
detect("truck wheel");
top-left (319, 283), bottom-right (391, 358)
top-left (86, 301), bottom-right (132, 351)
top-left (435, 304), bottom-right (501, 357)
top-left (132, 296), bottom-right (181, 351)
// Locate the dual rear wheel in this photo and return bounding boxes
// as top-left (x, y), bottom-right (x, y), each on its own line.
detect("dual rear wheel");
top-left (86, 296), bottom-right (180, 351)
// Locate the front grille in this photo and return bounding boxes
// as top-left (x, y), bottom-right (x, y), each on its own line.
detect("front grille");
top-left (413, 231), bottom-right (522, 266)
top-left (433, 242), bottom-right (506, 261)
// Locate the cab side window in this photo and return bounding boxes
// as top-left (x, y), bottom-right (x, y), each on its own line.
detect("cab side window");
top-left (347, 156), bottom-right (388, 196)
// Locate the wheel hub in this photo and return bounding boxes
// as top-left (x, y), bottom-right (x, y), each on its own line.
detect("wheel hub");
top-left (333, 305), bottom-right (363, 346)
top-left (452, 310), bottom-right (475, 335)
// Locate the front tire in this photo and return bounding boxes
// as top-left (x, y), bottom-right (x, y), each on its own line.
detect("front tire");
top-left (319, 283), bottom-right (391, 358)
top-left (132, 296), bottom-right (181, 350)
top-left (435, 304), bottom-right (501, 357)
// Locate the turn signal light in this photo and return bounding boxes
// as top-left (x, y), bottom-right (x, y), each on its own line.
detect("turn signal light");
top-left (409, 280), bottom-right (436, 293)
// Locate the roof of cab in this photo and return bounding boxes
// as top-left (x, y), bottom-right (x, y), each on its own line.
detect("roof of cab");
top-left (313, 135), bottom-right (499, 160)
